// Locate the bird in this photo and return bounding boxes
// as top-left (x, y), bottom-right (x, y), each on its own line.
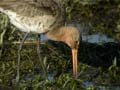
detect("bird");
top-left (0, 0), bottom-right (80, 81)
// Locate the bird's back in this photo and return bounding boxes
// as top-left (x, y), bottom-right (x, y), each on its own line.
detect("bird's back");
top-left (0, 0), bottom-right (64, 33)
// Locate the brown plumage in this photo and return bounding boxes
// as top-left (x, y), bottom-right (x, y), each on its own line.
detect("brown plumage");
top-left (0, 0), bottom-right (80, 78)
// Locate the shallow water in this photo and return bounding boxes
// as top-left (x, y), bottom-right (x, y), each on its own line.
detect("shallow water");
top-left (83, 81), bottom-right (120, 90)
top-left (39, 73), bottom-right (120, 90)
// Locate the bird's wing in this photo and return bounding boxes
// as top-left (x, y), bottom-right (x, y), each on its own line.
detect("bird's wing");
top-left (0, 0), bottom-right (64, 31)
top-left (0, 0), bottom-right (57, 16)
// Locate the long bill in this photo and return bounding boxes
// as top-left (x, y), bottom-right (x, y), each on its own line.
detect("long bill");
top-left (72, 49), bottom-right (78, 79)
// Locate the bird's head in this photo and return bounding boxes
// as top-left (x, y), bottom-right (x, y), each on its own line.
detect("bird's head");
top-left (58, 26), bottom-right (80, 50)
top-left (45, 26), bottom-right (80, 78)
top-left (59, 26), bottom-right (80, 78)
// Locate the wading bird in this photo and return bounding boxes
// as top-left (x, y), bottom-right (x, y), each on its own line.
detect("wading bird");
top-left (0, 0), bottom-right (80, 82)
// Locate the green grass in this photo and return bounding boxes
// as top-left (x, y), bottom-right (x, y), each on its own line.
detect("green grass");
top-left (0, 40), bottom-right (120, 90)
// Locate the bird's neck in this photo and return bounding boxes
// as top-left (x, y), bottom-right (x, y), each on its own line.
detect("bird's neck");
top-left (44, 27), bottom-right (65, 42)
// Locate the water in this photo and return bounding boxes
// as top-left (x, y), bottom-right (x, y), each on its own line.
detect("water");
top-left (82, 33), bottom-right (115, 44)
top-left (40, 33), bottom-right (115, 45)
top-left (43, 74), bottom-right (120, 90)
top-left (83, 81), bottom-right (120, 90)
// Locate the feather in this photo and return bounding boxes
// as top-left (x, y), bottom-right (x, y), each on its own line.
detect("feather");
top-left (0, 0), bottom-right (64, 33)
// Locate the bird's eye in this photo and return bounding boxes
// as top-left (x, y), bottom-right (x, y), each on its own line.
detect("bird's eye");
top-left (75, 41), bottom-right (78, 43)
top-left (74, 41), bottom-right (79, 49)
top-left (75, 41), bottom-right (79, 45)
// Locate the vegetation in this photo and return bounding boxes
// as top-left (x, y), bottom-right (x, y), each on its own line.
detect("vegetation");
top-left (0, 41), bottom-right (120, 90)
top-left (62, 0), bottom-right (120, 41)
top-left (0, 0), bottom-right (120, 90)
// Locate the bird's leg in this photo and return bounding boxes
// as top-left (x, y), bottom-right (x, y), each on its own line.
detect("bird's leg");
top-left (0, 28), bottom-right (7, 59)
top-left (36, 35), bottom-right (47, 79)
top-left (0, 44), bottom-right (3, 59)
top-left (16, 33), bottom-right (29, 84)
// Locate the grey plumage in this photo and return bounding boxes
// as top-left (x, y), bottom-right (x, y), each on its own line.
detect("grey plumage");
top-left (0, 0), bottom-right (64, 33)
